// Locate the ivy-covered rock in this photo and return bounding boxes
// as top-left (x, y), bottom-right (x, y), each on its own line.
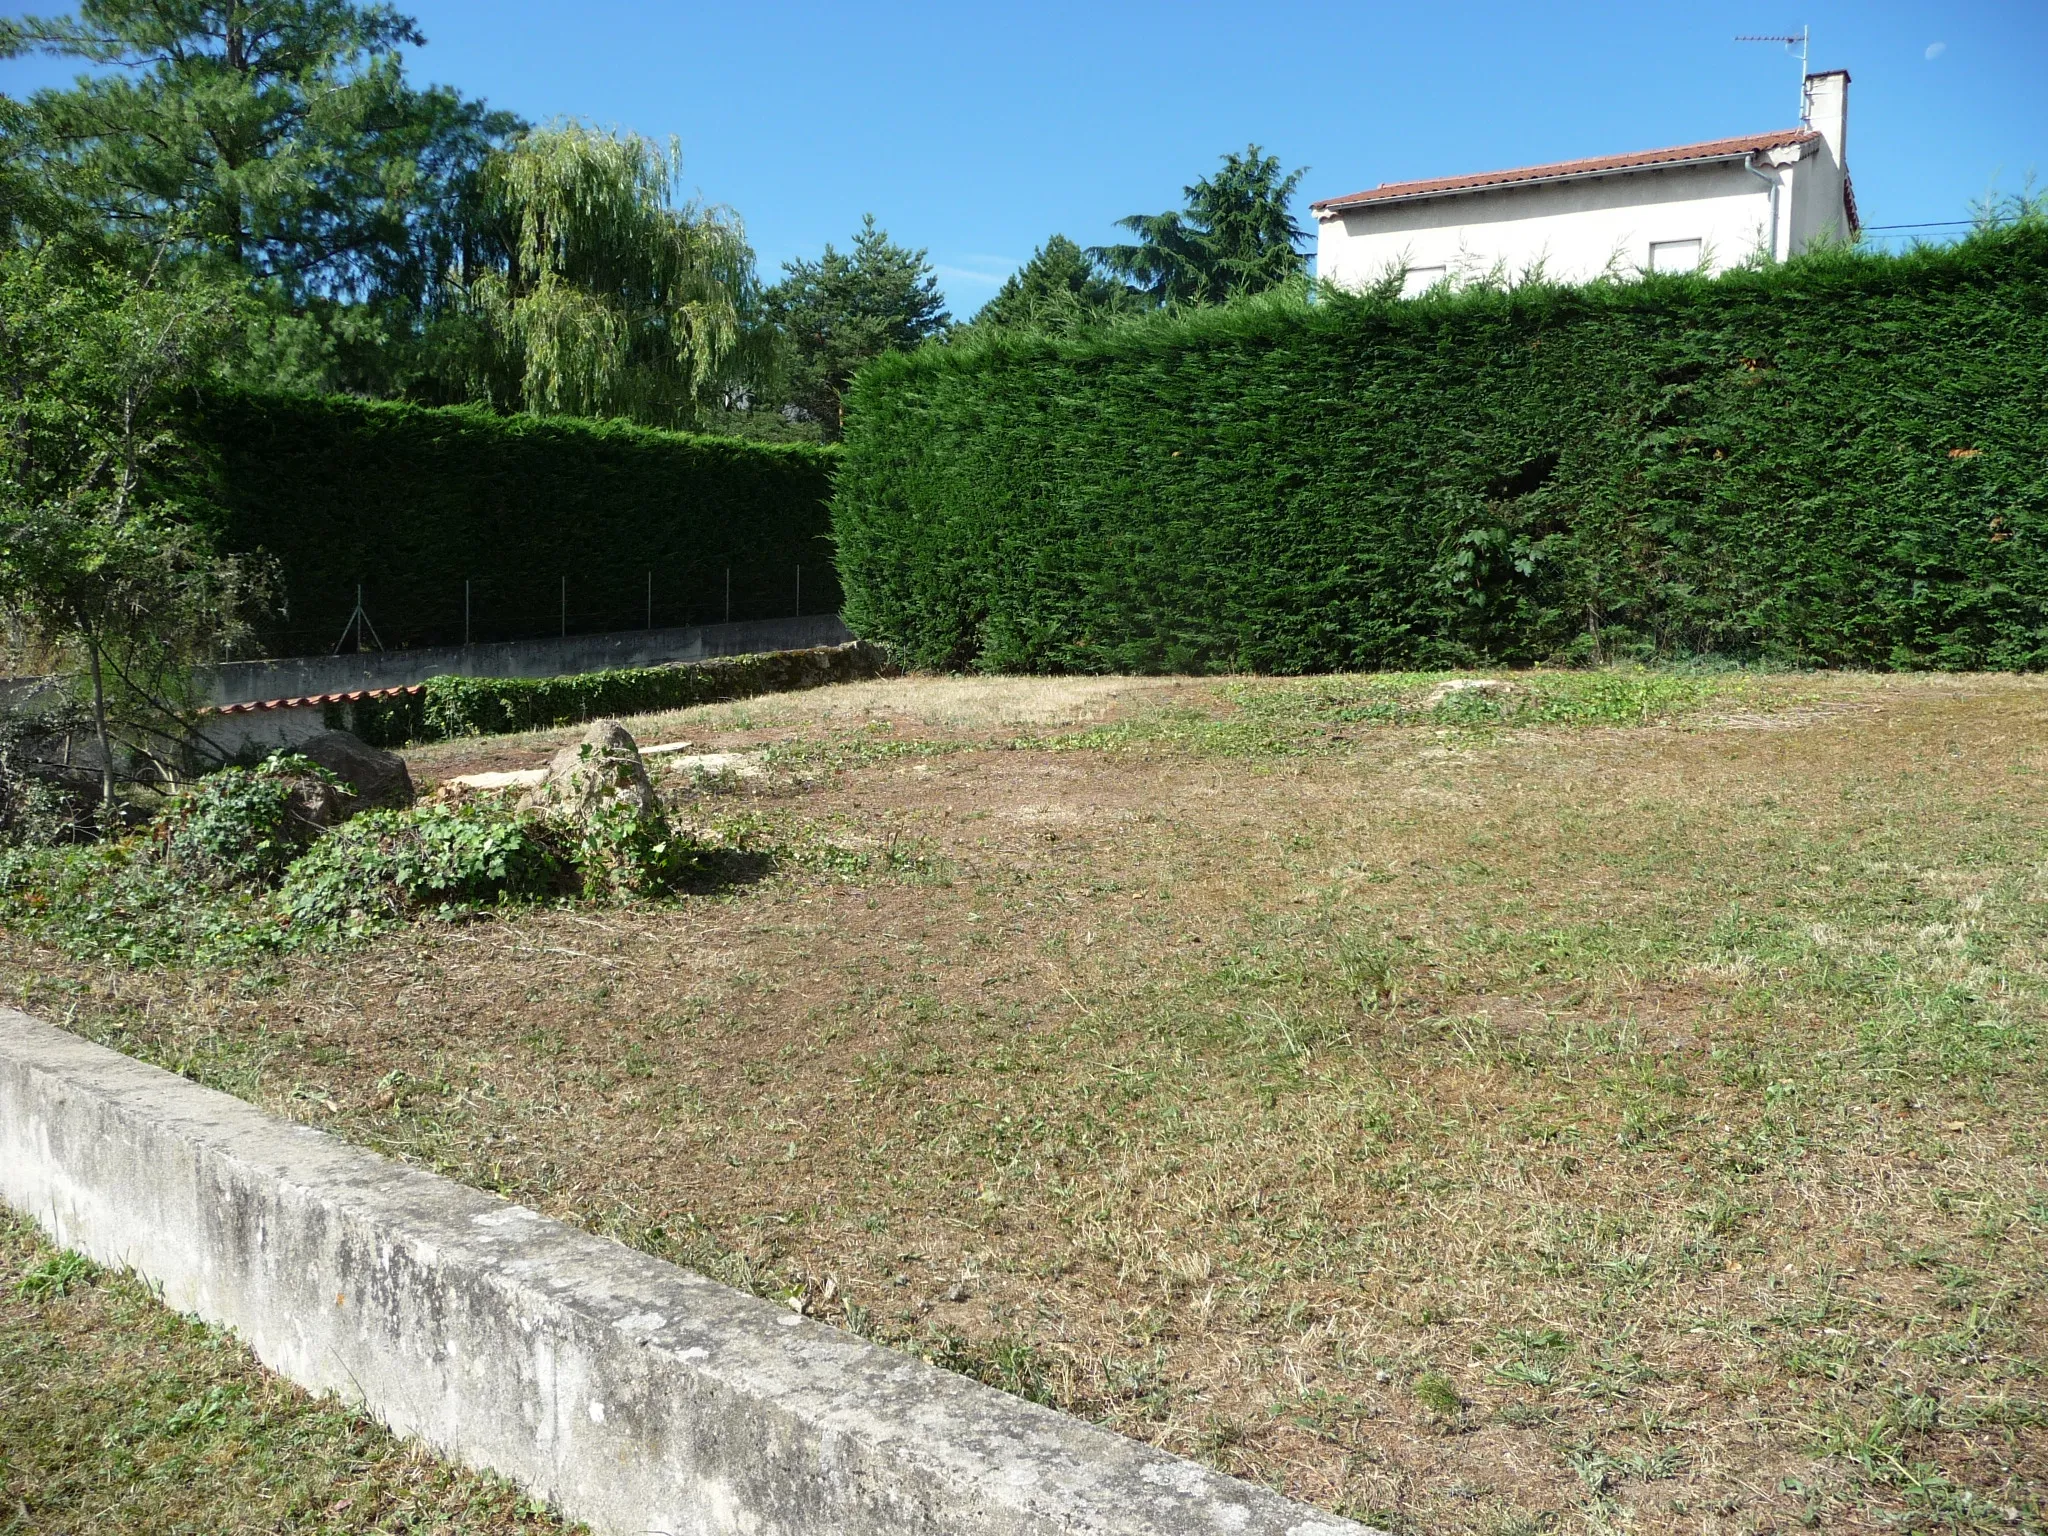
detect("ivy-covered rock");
top-left (154, 756), bottom-right (344, 889)
top-left (521, 720), bottom-right (660, 821)
top-left (297, 731), bottom-right (415, 812)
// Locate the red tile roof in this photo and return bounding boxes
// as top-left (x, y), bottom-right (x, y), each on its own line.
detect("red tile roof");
top-left (1311, 129), bottom-right (1822, 213)
top-left (204, 684), bottom-right (424, 716)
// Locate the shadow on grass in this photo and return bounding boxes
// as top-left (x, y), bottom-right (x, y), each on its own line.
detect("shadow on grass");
top-left (676, 845), bottom-right (778, 893)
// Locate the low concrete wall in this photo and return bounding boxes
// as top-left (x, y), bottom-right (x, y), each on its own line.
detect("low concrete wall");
top-left (0, 1009), bottom-right (1370, 1536)
top-left (197, 614), bottom-right (853, 707)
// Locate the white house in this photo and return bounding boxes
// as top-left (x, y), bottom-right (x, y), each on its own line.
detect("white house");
top-left (1313, 71), bottom-right (1857, 294)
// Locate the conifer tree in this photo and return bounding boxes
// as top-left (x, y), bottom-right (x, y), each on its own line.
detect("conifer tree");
top-left (765, 214), bottom-right (948, 438)
top-left (1095, 146), bottom-right (1308, 307)
top-left (974, 235), bottom-right (1140, 332)
top-left (0, 0), bottom-right (513, 310)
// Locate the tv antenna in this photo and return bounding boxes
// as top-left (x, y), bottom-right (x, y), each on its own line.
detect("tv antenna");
top-left (1736, 26), bottom-right (1812, 123)
top-left (332, 584), bottom-right (384, 654)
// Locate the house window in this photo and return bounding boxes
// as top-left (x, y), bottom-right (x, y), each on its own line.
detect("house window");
top-left (1648, 239), bottom-right (1703, 274)
top-left (1400, 265), bottom-right (1448, 297)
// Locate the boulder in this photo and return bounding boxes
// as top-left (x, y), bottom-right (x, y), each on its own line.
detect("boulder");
top-left (297, 730), bottom-right (415, 812)
top-left (520, 719), bottom-right (661, 821)
top-left (282, 773), bottom-right (351, 831)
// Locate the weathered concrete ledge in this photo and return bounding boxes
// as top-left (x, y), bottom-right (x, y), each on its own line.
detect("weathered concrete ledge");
top-left (196, 612), bottom-right (856, 707)
top-left (0, 1009), bottom-right (1372, 1536)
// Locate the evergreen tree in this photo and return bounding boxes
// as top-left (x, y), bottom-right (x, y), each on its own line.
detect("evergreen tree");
top-left (973, 235), bottom-right (1140, 332)
top-left (764, 214), bottom-right (947, 438)
top-left (0, 1), bottom-right (517, 322)
top-left (1094, 145), bottom-right (1308, 307)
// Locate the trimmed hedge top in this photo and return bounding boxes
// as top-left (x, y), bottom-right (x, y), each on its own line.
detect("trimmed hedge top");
top-left (195, 394), bottom-right (841, 656)
top-left (339, 640), bottom-right (889, 746)
top-left (834, 228), bottom-right (2048, 672)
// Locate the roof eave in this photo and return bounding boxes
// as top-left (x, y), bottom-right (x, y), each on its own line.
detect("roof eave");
top-left (1312, 149), bottom-right (1778, 219)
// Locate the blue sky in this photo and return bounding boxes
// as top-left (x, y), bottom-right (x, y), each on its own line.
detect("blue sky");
top-left (4, 0), bottom-right (2043, 317)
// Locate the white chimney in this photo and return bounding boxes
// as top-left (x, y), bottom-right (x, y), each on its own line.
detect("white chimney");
top-left (1803, 69), bottom-right (1850, 170)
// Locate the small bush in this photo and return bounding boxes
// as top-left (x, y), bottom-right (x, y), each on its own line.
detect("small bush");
top-left (0, 762), bottom-right (87, 850)
top-left (153, 755), bottom-right (336, 888)
top-left (0, 708), bottom-right (97, 849)
top-left (569, 802), bottom-right (705, 899)
top-left (278, 802), bottom-right (569, 933)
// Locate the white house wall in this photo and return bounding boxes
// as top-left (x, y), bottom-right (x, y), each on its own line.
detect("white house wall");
top-left (1317, 160), bottom-right (1778, 290)
top-left (1783, 149), bottom-right (1851, 254)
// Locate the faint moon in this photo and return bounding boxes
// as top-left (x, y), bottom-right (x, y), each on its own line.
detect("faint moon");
top-left (1925, 41), bottom-right (1947, 59)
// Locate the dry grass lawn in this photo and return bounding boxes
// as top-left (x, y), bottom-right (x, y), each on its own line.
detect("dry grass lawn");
top-left (7, 668), bottom-right (2046, 1535)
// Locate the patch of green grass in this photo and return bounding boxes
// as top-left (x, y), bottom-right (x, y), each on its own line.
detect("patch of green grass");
top-left (757, 733), bottom-right (970, 771)
top-left (13, 1248), bottom-right (96, 1300)
top-left (0, 1213), bottom-right (579, 1534)
top-left (1238, 667), bottom-right (1786, 736)
top-left (1024, 668), bottom-right (1782, 757)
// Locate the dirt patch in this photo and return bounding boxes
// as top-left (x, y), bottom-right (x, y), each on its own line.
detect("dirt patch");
top-left (401, 673), bottom-right (1208, 785)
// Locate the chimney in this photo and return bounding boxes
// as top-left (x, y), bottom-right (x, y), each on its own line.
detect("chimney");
top-left (1803, 69), bottom-right (1849, 169)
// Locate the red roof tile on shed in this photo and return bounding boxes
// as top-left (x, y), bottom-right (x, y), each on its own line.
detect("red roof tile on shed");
top-left (204, 684), bottom-right (424, 716)
top-left (1310, 129), bottom-right (1821, 213)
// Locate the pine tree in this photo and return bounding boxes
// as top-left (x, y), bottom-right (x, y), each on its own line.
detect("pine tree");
top-left (0, 1), bottom-right (515, 311)
top-left (974, 235), bottom-right (1140, 332)
top-left (764, 214), bottom-right (948, 438)
top-left (1094, 146), bottom-right (1308, 307)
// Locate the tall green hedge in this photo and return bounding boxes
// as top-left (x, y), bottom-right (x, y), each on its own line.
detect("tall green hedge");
top-left (835, 228), bottom-right (2048, 672)
top-left (193, 394), bottom-right (840, 656)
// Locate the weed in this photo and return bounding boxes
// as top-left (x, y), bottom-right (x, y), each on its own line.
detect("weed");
top-left (913, 1329), bottom-right (1068, 1408)
top-left (14, 1249), bottom-right (97, 1300)
top-left (279, 802), bottom-right (570, 933)
top-left (1413, 1371), bottom-right (1464, 1416)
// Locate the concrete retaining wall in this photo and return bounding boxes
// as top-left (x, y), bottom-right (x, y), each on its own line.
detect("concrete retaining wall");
top-left (0, 1008), bottom-right (1370, 1536)
top-left (196, 613), bottom-right (854, 707)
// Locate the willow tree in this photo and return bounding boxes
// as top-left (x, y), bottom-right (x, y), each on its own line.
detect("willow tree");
top-left (471, 123), bottom-right (762, 427)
